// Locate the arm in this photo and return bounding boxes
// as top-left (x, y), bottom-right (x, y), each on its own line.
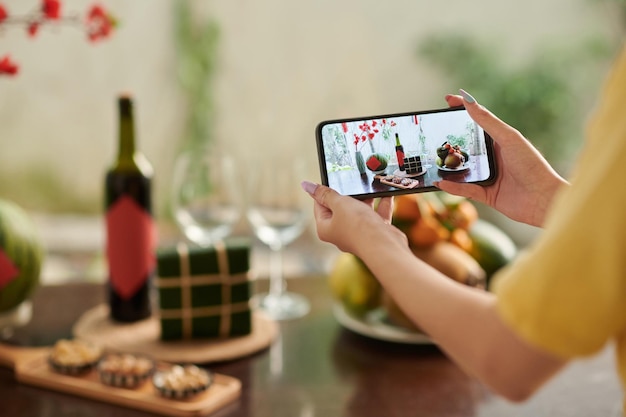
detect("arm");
top-left (302, 183), bottom-right (567, 402)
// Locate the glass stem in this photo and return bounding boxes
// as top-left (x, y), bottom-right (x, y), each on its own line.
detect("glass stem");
top-left (269, 242), bottom-right (285, 298)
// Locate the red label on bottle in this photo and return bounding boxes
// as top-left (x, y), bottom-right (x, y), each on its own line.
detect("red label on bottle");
top-left (0, 249), bottom-right (19, 290)
top-left (396, 149), bottom-right (405, 169)
top-left (106, 196), bottom-right (155, 300)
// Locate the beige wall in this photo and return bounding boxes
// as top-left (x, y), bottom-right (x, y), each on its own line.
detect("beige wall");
top-left (0, 0), bottom-right (620, 218)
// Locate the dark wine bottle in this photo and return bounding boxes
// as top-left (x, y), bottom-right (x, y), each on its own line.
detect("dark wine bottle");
top-left (105, 95), bottom-right (155, 322)
top-left (395, 133), bottom-right (405, 171)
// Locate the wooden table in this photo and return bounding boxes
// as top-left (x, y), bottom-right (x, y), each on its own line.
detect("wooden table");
top-left (0, 277), bottom-right (621, 417)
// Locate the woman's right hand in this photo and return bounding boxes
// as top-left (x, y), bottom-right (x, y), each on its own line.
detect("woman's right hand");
top-left (435, 90), bottom-right (568, 227)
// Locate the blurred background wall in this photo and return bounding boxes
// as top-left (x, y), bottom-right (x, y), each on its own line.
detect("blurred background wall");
top-left (0, 0), bottom-right (624, 267)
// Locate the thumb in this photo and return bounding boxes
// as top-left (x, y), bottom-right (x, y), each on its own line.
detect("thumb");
top-left (435, 180), bottom-right (486, 204)
top-left (301, 181), bottom-right (340, 209)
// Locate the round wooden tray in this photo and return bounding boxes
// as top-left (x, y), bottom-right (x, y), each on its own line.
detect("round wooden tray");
top-left (72, 304), bottom-right (278, 364)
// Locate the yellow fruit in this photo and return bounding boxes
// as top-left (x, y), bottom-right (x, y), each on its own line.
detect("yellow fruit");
top-left (328, 252), bottom-right (382, 316)
top-left (444, 152), bottom-right (463, 168)
top-left (412, 241), bottom-right (486, 288)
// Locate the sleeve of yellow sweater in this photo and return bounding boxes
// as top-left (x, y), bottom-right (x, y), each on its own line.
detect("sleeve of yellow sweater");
top-left (492, 43), bottom-right (626, 359)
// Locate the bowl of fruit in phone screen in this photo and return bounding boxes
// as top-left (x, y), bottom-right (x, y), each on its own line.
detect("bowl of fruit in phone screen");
top-left (436, 142), bottom-right (469, 170)
top-left (327, 192), bottom-right (517, 335)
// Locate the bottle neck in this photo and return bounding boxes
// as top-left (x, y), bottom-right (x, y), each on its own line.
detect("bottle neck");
top-left (116, 97), bottom-right (137, 170)
top-left (395, 133), bottom-right (401, 146)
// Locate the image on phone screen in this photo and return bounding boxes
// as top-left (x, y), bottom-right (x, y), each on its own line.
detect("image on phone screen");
top-left (315, 107), bottom-right (496, 198)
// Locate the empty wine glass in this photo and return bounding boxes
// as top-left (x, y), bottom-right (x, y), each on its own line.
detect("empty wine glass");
top-left (171, 147), bottom-right (242, 247)
top-left (247, 158), bottom-right (311, 320)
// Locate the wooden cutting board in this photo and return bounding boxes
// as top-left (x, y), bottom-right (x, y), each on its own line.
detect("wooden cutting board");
top-left (0, 343), bottom-right (241, 417)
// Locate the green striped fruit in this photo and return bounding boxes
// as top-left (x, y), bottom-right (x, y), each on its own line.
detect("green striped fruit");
top-left (467, 220), bottom-right (517, 289)
top-left (0, 199), bottom-right (44, 312)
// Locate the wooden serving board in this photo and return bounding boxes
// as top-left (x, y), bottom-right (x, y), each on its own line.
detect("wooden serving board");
top-left (0, 343), bottom-right (241, 417)
top-left (375, 175), bottom-right (421, 189)
top-left (73, 305), bottom-right (278, 364)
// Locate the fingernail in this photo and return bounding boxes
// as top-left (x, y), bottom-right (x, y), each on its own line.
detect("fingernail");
top-left (301, 180), bottom-right (318, 195)
top-left (459, 89), bottom-right (476, 104)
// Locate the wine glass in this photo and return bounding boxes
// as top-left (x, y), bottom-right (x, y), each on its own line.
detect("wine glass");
top-left (171, 147), bottom-right (242, 247)
top-left (247, 158), bottom-right (311, 320)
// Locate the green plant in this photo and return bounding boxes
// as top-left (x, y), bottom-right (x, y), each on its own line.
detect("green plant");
top-left (322, 125), bottom-right (353, 172)
top-left (417, 34), bottom-right (611, 172)
top-left (174, 0), bottom-right (220, 154)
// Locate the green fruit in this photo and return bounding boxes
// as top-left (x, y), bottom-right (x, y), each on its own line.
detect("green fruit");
top-left (435, 157), bottom-right (443, 167)
top-left (0, 199), bottom-right (44, 312)
top-left (436, 147), bottom-right (449, 161)
top-left (328, 252), bottom-right (381, 316)
top-left (468, 220), bottom-right (517, 288)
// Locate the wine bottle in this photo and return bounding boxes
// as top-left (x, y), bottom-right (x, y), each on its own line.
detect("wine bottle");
top-left (395, 133), bottom-right (405, 171)
top-left (105, 95), bottom-right (155, 322)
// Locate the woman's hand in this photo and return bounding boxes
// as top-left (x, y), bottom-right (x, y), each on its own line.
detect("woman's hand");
top-left (300, 182), bottom-right (408, 257)
top-left (436, 90), bottom-right (568, 227)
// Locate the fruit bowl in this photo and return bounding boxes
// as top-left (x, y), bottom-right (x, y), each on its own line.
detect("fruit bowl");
top-left (436, 141), bottom-right (470, 170)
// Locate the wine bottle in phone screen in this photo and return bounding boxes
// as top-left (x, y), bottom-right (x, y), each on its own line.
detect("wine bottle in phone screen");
top-left (395, 133), bottom-right (405, 171)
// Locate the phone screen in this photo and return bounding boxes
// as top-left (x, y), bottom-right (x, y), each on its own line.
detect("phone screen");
top-left (315, 106), bottom-right (497, 199)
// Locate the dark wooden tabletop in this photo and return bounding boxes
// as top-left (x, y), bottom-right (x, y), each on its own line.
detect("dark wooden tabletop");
top-left (0, 277), bottom-right (621, 417)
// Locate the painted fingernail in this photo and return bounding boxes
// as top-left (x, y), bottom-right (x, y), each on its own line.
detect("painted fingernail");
top-left (459, 89), bottom-right (476, 104)
top-left (301, 180), bottom-right (318, 195)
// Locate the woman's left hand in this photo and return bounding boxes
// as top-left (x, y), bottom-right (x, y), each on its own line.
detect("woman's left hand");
top-left (301, 181), bottom-right (407, 256)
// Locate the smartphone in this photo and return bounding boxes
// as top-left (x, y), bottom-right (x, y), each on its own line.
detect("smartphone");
top-left (315, 106), bottom-right (497, 199)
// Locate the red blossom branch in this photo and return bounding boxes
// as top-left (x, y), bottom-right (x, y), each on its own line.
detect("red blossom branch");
top-left (353, 120), bottom-right (379, 151)
top-left (0, 0), bottom-right (117, 77)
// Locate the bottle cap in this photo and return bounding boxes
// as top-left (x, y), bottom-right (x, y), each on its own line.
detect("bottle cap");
top-left (118, 95), bottom-right (133, 116)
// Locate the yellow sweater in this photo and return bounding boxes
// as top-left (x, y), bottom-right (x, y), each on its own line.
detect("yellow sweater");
top-left (493, 42), bottom-right (626, 414)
